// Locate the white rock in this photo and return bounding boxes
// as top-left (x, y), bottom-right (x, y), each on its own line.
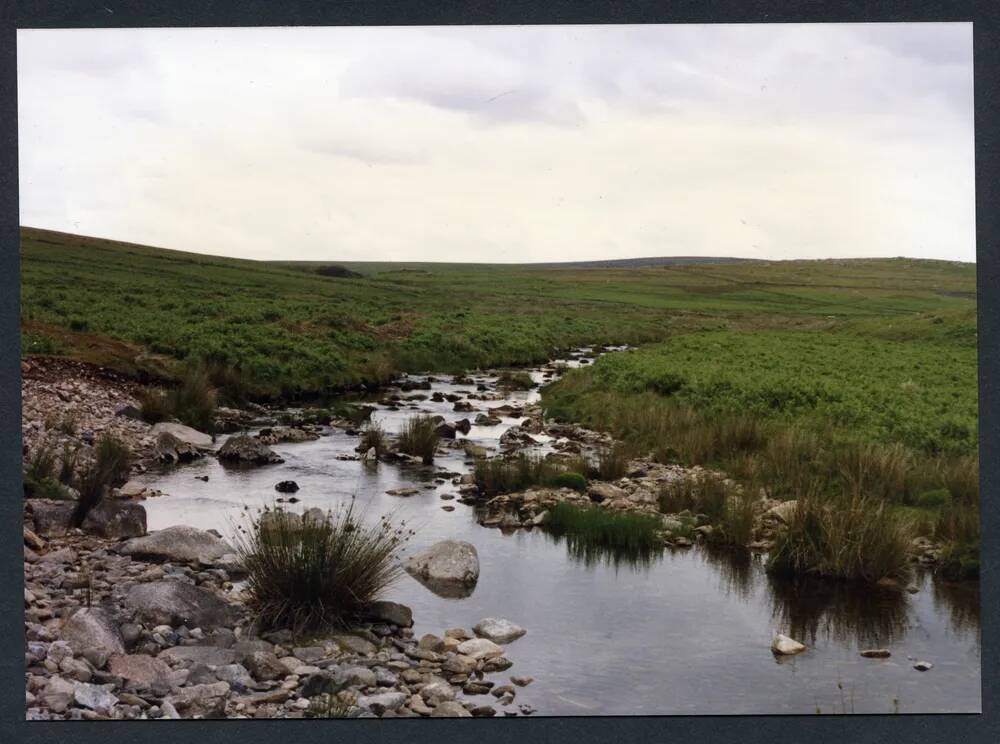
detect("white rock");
top-left (473, 618), bottom-right (526, 644)
top-left (771, 633), bottom-right (806, 655)
top-left (456, 637), bottom-right (504, 660)
top-left (150, 422), bottom-right (214, 449)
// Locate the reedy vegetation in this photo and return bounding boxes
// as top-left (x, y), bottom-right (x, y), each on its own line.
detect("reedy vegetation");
top-left (395, 415), bottom-right (439, 465)
top-left (233, 503), bottom-right (410, 633)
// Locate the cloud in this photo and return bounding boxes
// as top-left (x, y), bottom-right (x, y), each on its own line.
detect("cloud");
top-left (17, 23), bottom-right (975, 263)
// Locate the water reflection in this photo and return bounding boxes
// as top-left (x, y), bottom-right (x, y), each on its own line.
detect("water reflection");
top-left (766, 575), bottom-right (909, 648)
top-left (541, 528), bottom-right (664, 571)
top-left (698, 543), bottom-right (758, 602)
top-left (931, 575), bottom-right (981, 643)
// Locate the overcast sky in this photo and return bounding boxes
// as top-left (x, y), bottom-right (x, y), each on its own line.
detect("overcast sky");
top-left (17, 23), bottom-right (975, 263)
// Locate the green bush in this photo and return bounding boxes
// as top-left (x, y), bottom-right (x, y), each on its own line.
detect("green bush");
top-left (937, 542), bottom-right (980, 581)
top-left (914, 488), bottom-right (951, 509)
top-left (234, 503), bottom-right (410, 633)
top-left (545, 471), bottom-right (588, 493)
top-left (497, 370), bottom-right (535, 390)
top-left (546, 502), bottom-right (663, 563)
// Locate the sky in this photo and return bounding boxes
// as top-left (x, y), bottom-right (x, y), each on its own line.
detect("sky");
top-left (17, 23), bottom-right (976, 263)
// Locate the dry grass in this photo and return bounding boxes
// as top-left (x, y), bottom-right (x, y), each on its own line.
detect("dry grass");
top-left (72, 435), bottom-right (131, 525)
top-left (396, 415), bottom-right (439, 465)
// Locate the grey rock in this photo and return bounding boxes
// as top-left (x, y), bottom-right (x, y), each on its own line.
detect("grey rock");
top-left (81, 499), bottom-right (147, 539)
top-left (27, 499), bottom-right (76, 537)
top-left (403, 540), bottom-right (479, 594)
top-left (473, 617), bottom-right (526, 644)
top-left (107, 654), bottom-right (171, 695)
top-left (366, 600), bottom-right (413, 628)
top-left (124, 581), bottom-right (239, 629)
top-left (150, 422), bottom-right (214, 449)
top-left (358, 691), bottom-right (407, 715)
top-left (73, 682), bottom-right (118, 714)
top-left (430, 700), bottom-right (472, 717)
top-left (60, 607), bottom-right (126, 659)
top-left (118, 525), bottom-right (242, 572)
top-left (217, 435), bottom-right (284, 465)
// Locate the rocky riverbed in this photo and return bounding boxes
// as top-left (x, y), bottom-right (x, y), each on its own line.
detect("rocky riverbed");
top-left (21, 349), bottom-right (976, 718)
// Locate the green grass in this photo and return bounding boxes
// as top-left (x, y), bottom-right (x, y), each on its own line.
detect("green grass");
top-left (546, 502), bottom-right (663, 566)
top-left (396, 415), bottom-right (439, 465)
top-left (497, 370), bottom-right (535, 390)
top-left (234, 503), bottom-right (409, 633)
top-left (20, 227), bottom-right (975, 402)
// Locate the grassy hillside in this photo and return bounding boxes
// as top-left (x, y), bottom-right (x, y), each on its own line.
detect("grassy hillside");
top-left (20, 227), bottom-right (976, 403)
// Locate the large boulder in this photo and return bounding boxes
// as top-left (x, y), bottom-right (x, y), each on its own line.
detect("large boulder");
top-left (81, 499), bottom-right (147, 539)
top-left (473, 618), bottom-right (526, 644)
top-left (150, 422), bottom-right (214, 450)
top-left (365, 600), bottom-right (413, 628)
top-left (60, 607), bottom-right (126, 659)
top-left (27, 499), bottom-right (76, 537)
top-left (766, 500), bottom-right (799, 524)
top-left (154, 432), bottom-right (204, 464)
top-left (403, 540), bottom-right (479, 596)
top-left (217, 435), bottom-right (284, 465)
top-left (588, 482), bottom-right (627, 503)
top-left (124, 580), bottom-right (240, 629)
top-left (456, 637), bottom-right (504, 660)
top-left (118, 525), bottom-right (241, 572)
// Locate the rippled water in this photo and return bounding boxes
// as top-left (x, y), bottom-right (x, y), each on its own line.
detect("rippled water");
top-left (136, 351), bottom-right (981, 715)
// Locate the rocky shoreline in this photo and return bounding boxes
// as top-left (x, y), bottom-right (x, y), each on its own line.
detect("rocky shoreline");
top-left (22, 352), bottom-right (947, 720)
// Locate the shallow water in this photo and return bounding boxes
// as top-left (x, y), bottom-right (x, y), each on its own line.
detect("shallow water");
top-left (137, 351), bottom-right (982, 715)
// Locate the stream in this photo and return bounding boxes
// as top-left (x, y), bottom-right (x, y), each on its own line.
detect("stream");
top-left (134, 349), bottom-right (981, 715)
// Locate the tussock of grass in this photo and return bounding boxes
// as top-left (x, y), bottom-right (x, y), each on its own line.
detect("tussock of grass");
top-left (766, 493), bottom-right (913, 584)
top-left (139, 365), bottom-right (218, 432)
top-left (72, 435), bottom-right (131, 525)
top-left (23, 445), bottom-right (74, 500)
top-left (358, 421), bottom-right (388, 457)
top-left (546, 471), bottom-right (588, 493)
top-left (475, 453), bottom-right (559, 496)
top-left (595, 443), bottom-right (630, 481)
top-left (234, 502), bottom-right (409, 633)
top-left (546, 502), bottom-right (663, 559)
top-left (396, 415), bottom-right (439, 465)
top-left (497, 370), bottom-right (535, 390)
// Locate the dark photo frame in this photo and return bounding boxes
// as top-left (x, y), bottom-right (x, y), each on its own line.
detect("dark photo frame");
top-left (2, 2), bottom-right (997, 743)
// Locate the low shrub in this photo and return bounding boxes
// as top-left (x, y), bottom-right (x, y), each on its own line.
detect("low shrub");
top-left (658, 472), bottom-right (730, 523)
top-left (72, 435), bottom-right (131, 526)
top-left (497, 370), bottom-right (535, 390)
top-left (138, 365), bottom-right (218, 432)
top-left (937, 542), bottom-right (980, 581)
top-left (23, 445), bottom-right (72, 499)
top-left (234, 503), bottom-right (410, 633)
top-left (396, 415), bottom-right (439, 465)
top-left (545, 471), bottom-right (588, 493)
top-left (137, 388), bottom-right (170, 424)
top-left (766, 493), bottom-right (913, 584)
top-left (913, 488), bottom-right (951, 509)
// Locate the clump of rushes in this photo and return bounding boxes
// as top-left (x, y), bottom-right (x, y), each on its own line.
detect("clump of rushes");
top-left (72, 435), bottom-right (131, 525)
top-left (837, 441), bottom-right (910, 503)
top-left (595, 443), bottom-right (630, 481)
top-left (23, 445), bottom-right (71, 499)
top-left (546, 502), bottom-right (663, 560)
top-left (139, 365), bottom-right (218, 432)
top-left (306, 691), bottom-right (354, 718)
top-left (496, 370), bottom-right (535, 390)
top-left (766, 492), bottom-right (913, 585)
top-left (358, 421), bottom-right (388, 457)
top-left (658, 471), bottom-right (730, 523)
top-left (396, 415), bottom-right (439, 465)
top-left (474, 453), bottom-right (560, 496)
top-left (234, 502), bottom-right (410, 633)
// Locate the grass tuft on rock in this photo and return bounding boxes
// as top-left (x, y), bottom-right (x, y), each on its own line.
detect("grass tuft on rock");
top-left (139, 365), bottom-right (218, 432)
top-left (496, 370), bottom-right (535, 390)
top-left (546, 502), bottom-right (662, 557)
top-left (72, 435), bottom-right (131, 525)
top-left (396, 415), bottom-right (439, 465)
top-left (766, 492), bottom-right (913, 585)
top-left (235, 502), bottom-right (410, 633)
top-left (358, 421), bottom-right (388, 457)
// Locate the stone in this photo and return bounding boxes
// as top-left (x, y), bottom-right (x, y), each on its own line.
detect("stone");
top-left (914, 661), bottom-right (934, 672)
top-left (157, 645), bottom-right (239, 667)
top-left (154, 432), bottom-right (204, 464)
top-left (358, 691), bottom-right (407, 715)
top-left (471, 704), bottom-right (496, 717)
top-left (60, 607), bottom-right (126, 659)
top-left (420, 679), bottom-right (456, 704)
top-left (366, 600), bottom-right (413, 628)
top-left (337, 666), bottom-right (377, 688)
top-left (386, 488), bottom-right (420, 497)
top-left (473, 618), bottom-right (526, 644)
top-left (41, 675), bottom-right (77, 713)
top-left (118, 480), bottom-right (150, 499)
top-left (27, 499), bottom-right (76, 537)
top-left (331, 634), bottom-right (376, 656)
top-left (124, 581), bottom-right (240, 629)
top-left (510, 675), bottom-right (534, 686)
top-left (588, 482), bottom-right (627, 503)
top-left (403, 540), bottom-right (479, 586)
top-left (771, 634), bottom-right (807, 655)
top-left (165, 681), bottom-right (230, 718)
top-left (275, 480), bottom-right (299, 493)
top-left (430, 700), bottom-right (472, 717)
top-left (118, 525), bottom-right (241, 571)
top-left (73, 682), bottom-right (118, 714)
top-left (456, 638), bottom-right (504, 660)
top-left (766, 500), bottom-right (799, 524)
top-left (217, 435), bottom-right (283, 465)
top-left (860, 649), bottom-right (891, 659)
top-left (108, 654), bottom-right (172, 694)
top-left (150, 422), bottom-right (214, 449)
top-left (214, 663), bottom-right (256, 691)
top-left (81, 498), bottom-right (147, 538)
top-left (242, 651), bottom-right (288, 682)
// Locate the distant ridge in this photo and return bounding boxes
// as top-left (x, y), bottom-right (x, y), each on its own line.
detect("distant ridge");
top-left (520, 256), bottom-right (756, 269)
